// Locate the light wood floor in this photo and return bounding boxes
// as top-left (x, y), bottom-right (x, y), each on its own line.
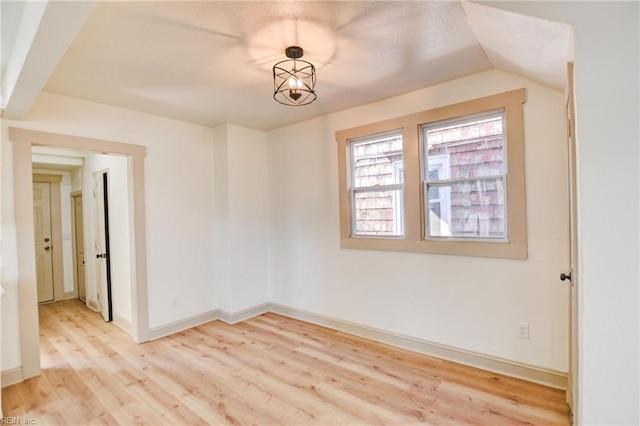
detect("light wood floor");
top-left (3, 300), bottom-right (569, 425)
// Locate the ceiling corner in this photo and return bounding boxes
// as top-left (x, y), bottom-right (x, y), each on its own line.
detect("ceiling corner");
top-left (462, 1), bottom-right (574, 91)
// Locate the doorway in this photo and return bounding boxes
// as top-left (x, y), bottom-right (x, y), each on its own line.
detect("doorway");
top-left (11, 127), bottom-right (150, 381)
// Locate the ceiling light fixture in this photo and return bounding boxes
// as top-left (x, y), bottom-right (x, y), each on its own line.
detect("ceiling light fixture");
top-left (273, 46), bottom-right (316, 106)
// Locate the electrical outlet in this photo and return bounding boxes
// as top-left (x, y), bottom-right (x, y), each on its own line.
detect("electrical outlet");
top-left (171, 296), bottom-right (179, 307)
top-left (517, 322), bottom-right (530, 339)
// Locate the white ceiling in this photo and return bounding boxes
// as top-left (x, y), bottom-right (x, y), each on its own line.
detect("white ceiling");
top-left (2, 1), bottom-right (573, 131)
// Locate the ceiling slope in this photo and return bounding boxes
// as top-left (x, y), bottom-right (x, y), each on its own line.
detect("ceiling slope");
top-left (463, 1), bottom-right (573, 91)
top-left (1, 0), bottom-right (96, 119)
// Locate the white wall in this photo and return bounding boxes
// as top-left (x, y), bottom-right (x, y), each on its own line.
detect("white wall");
top-left (1, 121), bottom-right (23, 370)
top-left (268, 69), bottom-right (570, 371)
top-left (70, 167), bottom-right (82, 192)
top-left (82, 153), bottom-right (132, 322)
top-left (1, 92), bottom-right (217, 372)
top-left (486, 3), bottom-right (640, 424)
top-left (213, 124), bottom-right (270, 314)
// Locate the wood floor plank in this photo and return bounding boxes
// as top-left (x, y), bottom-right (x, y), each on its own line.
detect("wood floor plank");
top-left (2, 300), bottom-right (569, 425)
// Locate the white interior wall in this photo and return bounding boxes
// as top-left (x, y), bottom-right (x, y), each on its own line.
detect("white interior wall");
top-left (70, 167), bottom-right (82, 192)
top-left (227, 124), bottom-right (269, 312)
top-left (1, 126), bottom-right (23, 369)
top-left (268, 69), bottom-right (570, 372)
top-left (212, 124), bottom-right (230, 312)
top-left (1, 92), bottom-right (216, 371)
top-left (212, 124), bottom-right (270, 314)
top-left (82, 153), bottom-right (131, 322)
top-left (484, 3), bottom-right (640, 424)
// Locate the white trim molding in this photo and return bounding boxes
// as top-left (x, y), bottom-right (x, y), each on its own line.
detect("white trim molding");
top-left (113, 314), bottom-right (133, 336)
top-left (2, 367), bottom-right (24, 388)
top-left (268, 303), bottom-right (568, 390)
top-left (218, 303), bottom-right (270, 325)
top-left (145, 301), bottom-right (567, 389)
top-left (148, 310), bottom-right (220, 341)
top-left (87, 298), bottom-right (99, 312)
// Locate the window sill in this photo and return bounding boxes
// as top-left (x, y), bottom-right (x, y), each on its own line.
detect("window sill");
top-left (340, 237), bottom-right (527, 259)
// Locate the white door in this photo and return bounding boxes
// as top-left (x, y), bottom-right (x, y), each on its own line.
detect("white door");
top-left (564, 62), bottom-right (579, 420)
top-left (73, 193), bottom-right (87, 302)
top-left (93, 171), bottom-right (112, 322)
top-left (33, 182), bottom-right (54, 303)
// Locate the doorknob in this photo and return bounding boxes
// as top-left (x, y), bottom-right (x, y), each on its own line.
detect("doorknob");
top-left (96, 253), bottom-right (106, 259)
top-left (560, 272), bottom-right (572, 282)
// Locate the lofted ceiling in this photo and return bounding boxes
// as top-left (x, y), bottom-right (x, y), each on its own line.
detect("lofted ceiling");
top-left (2, 1), bottom-right (573, 131)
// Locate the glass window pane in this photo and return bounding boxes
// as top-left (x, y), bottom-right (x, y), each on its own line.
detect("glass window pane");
top-left (424, 112), bottom-right (505, 180)
top-left (354, 189), bottom-right (404, 236)
top-left (352, 133), bottom-right (403, 189)
top-left (426, 178), bottom-right (506, 239)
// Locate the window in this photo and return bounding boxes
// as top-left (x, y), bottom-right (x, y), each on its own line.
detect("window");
top-left (336, 89), bottom-right (527, 259)
top-left (423, 111), bottom-right (506, 240)
top-left (349, 131), bottom-right (404, 237)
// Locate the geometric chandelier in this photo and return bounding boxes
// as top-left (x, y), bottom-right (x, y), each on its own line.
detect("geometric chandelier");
top-left (273, 46), bottom-right (317, 106)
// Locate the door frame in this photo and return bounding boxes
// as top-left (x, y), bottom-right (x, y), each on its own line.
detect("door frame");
top-left (93, 169), bottom-right (114, 322)
top-left (10, 127), bottom-right (149, 381)
top-left (565, 62), bottom-right (579, 423)
top-left (71, 190), bottom-right (86, 302)
top-left (32, 174), bottom-right (64, 303)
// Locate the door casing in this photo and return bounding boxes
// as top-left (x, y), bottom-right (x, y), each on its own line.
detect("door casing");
top-left (565, 61), bottom-right (579, 423)
top-left (71, 191), bottom-right (87, 303)
top-left (11, 127), bottom-right (149, 381)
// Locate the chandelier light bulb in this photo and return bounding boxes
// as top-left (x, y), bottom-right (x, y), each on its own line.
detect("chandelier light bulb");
top-left (288, 76), bottom-right (303, 100)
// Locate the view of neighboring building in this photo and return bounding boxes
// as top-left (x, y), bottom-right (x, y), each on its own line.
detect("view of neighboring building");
top-left (351, 112), bottom-right (507, 240)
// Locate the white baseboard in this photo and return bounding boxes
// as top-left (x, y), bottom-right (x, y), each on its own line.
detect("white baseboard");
top-left (269, 303), bottom-right (568, 390)
top-left (218, 303), bottom-right (270, 325)
top-left (2, 367), bottom-right (24, 388)
top-left (64, 291), bottom-right (77, 300)
top-left (87, 298), bottom-right (99, 311)
top-left (148, 310), bottom-right (219, 341)
top-left (113, 313), bottom-right (133, 336)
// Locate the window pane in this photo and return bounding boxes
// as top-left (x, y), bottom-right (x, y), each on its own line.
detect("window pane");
top-left (424, 112), bottom-right (505, 180)
top-left (354, 189), bottom-right (404, 236)
top-left (352, 133), bottom-right (403, 188)
top-left (426, 178), bottom-right (506, 239)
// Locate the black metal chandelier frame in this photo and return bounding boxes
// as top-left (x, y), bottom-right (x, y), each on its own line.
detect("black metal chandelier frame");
top-left (273, 46), bottom-right (317, 106)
